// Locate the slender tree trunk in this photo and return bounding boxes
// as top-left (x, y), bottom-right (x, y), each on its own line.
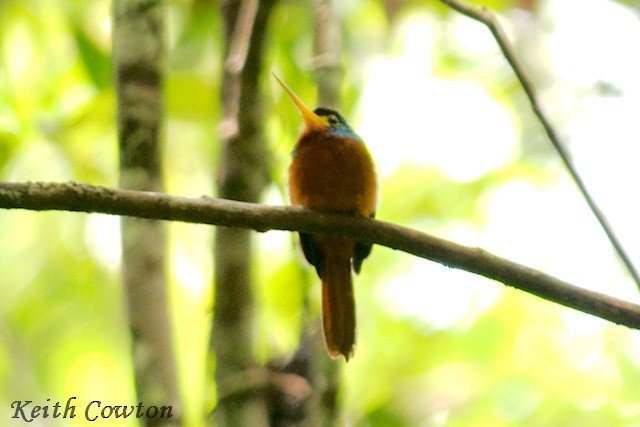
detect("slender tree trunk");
top-left (298, 0), bottom-right (344, 424)
top-left (113, 1), bottom-right (181, 424)
top-left (211, 0), bottom-right (275, 425)
top-left (265, 1), bottom-right (345, 425)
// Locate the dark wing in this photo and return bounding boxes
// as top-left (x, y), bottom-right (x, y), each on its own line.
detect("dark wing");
top-left (299, 232), bottom-right (324, 277)
top-left (352, 212), bottom-right (375, 274)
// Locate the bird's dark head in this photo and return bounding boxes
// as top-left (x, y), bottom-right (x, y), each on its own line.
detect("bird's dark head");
top-left (273, 73), bottom-right (361, 141)
top-left (312, 107), bottom-right (360, 141)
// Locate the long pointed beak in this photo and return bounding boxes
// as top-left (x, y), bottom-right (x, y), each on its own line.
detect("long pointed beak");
top-left (273, 73), bottom-right (326, 131)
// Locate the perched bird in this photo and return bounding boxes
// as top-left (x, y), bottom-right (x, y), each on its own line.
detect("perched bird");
top-left (274, 74), bottom-right (378, 360)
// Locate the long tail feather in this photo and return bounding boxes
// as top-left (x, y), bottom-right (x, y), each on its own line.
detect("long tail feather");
top-left (321, 256), bottom-right (356, 360)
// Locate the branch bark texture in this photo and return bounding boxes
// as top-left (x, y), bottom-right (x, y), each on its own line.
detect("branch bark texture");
top-left (2, 181), bottom-right (639, 331)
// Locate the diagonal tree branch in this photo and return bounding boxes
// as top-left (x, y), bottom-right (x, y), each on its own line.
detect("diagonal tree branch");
top-left (1, 180), bottom-right (640, 330)
top-left (439, 0), bottom-right (640, 292)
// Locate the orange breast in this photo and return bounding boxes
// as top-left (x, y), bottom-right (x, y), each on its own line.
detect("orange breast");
top-left (288, 130), bottom-right (377, 217)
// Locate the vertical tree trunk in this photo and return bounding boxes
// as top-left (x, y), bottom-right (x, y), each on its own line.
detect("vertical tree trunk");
top-left (313, 0), bottom-right (343, 108)
top-left (269, 1), bottom-right (345, 425)
top-left (211, 0), bottom-right (275, 425)
top-left (113, 1), bottom-right (180, 424)
top-left (302, 0), bottom-right (345, 425)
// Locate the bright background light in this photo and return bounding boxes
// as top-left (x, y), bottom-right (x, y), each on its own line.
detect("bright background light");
top-left (2, 0), bottom-right (640, 425)
top-left (353, 2), bottom-right (640, 330)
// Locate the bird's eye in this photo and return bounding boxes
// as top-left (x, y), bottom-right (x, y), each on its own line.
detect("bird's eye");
top-left (327, 115), bottom-right (339, 126)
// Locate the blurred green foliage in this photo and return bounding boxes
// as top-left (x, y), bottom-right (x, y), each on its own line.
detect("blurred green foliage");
top-left (1, 1), bottom-right (639, 426)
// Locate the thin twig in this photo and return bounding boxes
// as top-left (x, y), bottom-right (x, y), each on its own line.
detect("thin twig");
top-left (225, 0), bottom-right (259, 74)
top-left (440, 0), bottom-right (640, 291)
top-left (1, 180), bottom-right (639, 329)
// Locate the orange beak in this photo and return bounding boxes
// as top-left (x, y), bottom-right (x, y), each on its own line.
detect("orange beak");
top-left (273, 72), bottom-right (326, 131)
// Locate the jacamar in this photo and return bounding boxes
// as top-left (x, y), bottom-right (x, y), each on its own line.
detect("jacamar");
top-left (274, 74), bottom-right (378, 360)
